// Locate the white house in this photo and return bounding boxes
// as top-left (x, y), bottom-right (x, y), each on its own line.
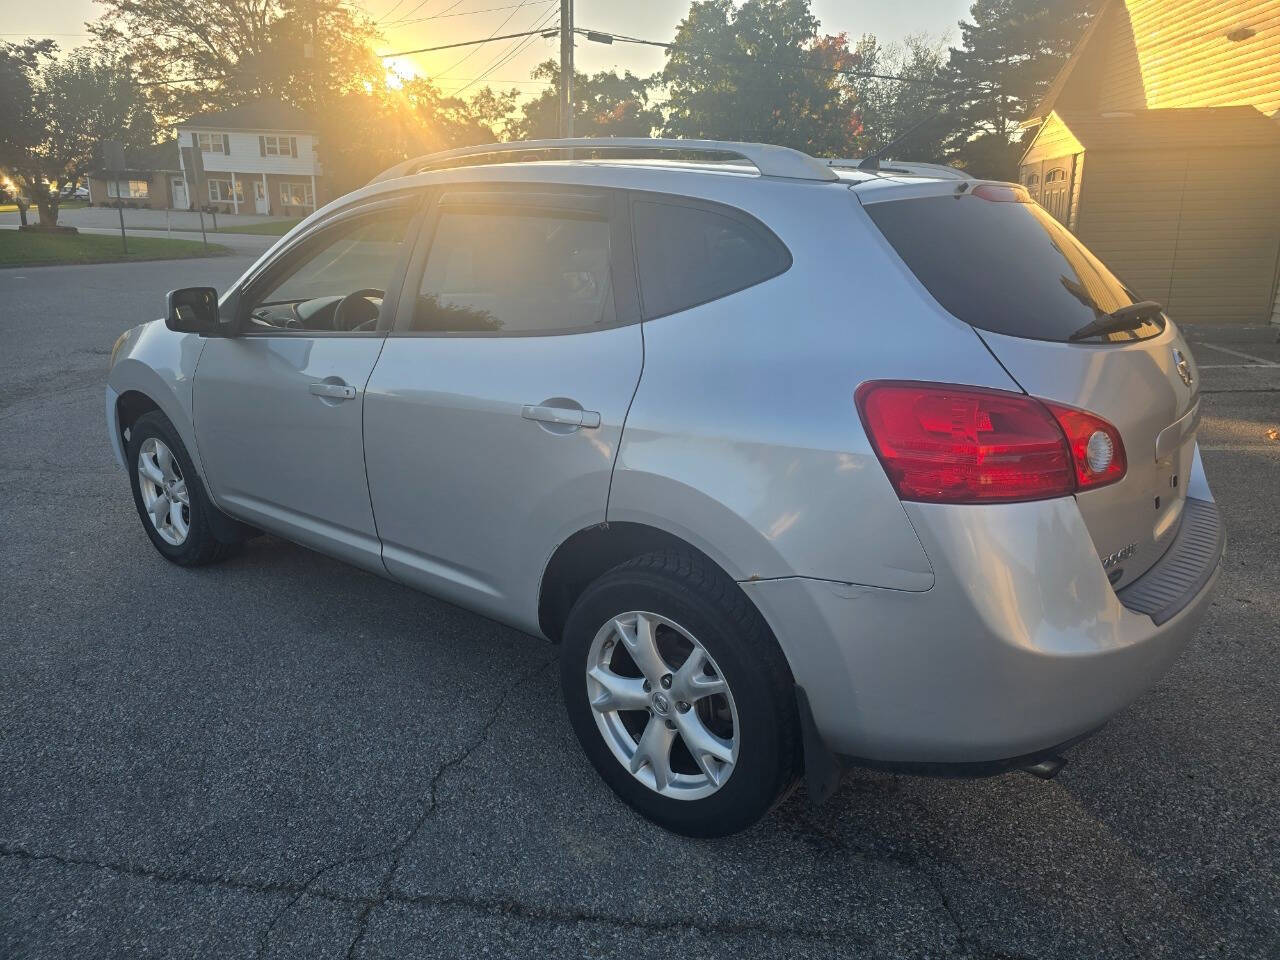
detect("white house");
top-left (174, 101), bottom-right (325, 216)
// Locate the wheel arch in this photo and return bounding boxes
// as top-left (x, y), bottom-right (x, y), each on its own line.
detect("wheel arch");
top-left (539, 520), bottom-right (752, 644)
top-left (109, 353), bottom-right (208, 485)
top-left (115, 389), bottom-right (162, 441)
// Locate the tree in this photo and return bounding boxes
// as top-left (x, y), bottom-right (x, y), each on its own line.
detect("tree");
top-left (88, 0), bottom-right (384, 124)
top-left (314, 80), bottom-right (517, 189)
top-left (510, 61), bottom-right (662, 140)
top-left (0, 39), bottom-right (52, 225)
top-left (87, 0), bottom-right (520, 194)
top-left (847, 33), bottom-right (951, 163)
top-left (0, 42), bottom-right (154, 228)
top-left (660, 0), bottom-right (865, 157)
top-left (942, 0), bottom-right (1095, 178)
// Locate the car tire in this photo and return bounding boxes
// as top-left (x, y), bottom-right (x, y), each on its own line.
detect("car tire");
top-left (560, 550), bottom-right (800, 837)
top-left (126, 410), bottom-right (239, 566)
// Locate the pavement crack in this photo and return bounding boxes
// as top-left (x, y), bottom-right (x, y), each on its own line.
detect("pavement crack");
top-left (254, 852), bottom-right (383, 958)
top-left (340, 653), bottom-right (556, 959)
top-left (0, 842), bottom-right (361, 908)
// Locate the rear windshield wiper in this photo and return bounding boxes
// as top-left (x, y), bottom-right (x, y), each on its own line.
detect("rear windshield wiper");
top-left (1068, 300), bottom-right (1164, 342)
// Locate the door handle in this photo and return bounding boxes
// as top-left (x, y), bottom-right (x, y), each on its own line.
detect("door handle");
top-left (521, 404), bottom-right (601, 429)
top-left (309, 381), bottom-right (358, 400)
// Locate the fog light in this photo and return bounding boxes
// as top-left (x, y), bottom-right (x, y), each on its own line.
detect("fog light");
top-left (1085, 429), bottom-right (1114, 474)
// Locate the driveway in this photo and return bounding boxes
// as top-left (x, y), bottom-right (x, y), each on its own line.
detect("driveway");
top-left (1, 259), bottom-right (1277, 959)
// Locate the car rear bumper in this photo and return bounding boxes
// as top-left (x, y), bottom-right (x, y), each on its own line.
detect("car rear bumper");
top-left (741, 492), bottom-right (1222, 763)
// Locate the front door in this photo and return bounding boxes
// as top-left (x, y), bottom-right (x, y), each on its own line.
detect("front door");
top-left (171, 176), bottom-right (188, 210)
top-left (363, 186), bottom-right (643, 630)
top-left (254, 180), bottom-right (269, 215)
top-left (193, 199), bottom-right (421, 571)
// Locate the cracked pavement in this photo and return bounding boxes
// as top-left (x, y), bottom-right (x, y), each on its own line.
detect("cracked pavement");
top-left (2, 258), bottom-right (1278, 959)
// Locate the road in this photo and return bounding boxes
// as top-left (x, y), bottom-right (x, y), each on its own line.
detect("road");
top-left (1, 256), bottom-right (1277, 959)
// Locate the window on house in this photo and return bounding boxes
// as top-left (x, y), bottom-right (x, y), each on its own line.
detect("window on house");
top-left (1024, 173), bottom-right (1040, 199)
top-left (279, 182), bottom-right (315, 207)
top-left (1045, 168), bottom-right (1067, 183)
top-left (208, 179), bottom-right (243, 203)
top-left (196, 133), bottom-right (227, 154)
top-left (260, 135), bottom-right (299, 158)
top-left (106, 180), bottom-right (150, 199)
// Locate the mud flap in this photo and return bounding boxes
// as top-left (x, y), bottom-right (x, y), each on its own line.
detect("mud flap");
top-left (796, 686), bottom-right (843, 806)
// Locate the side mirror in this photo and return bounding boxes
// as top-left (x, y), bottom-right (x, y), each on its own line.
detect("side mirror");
top-left (166, 287), bottom-right (220, 334)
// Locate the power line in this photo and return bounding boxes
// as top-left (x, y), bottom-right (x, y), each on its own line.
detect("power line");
top-left (378, 27), bottom-right (555, 58)
top-left (395, 0), bottom-right (554, 27)
top-left (574, 27), bottom-right (954, 90)
top-left (450, 5), bottom-right (557, 97)
top-left (398, 0), bottom-right (536, 79)
top-left (383, 0), bottom-right (462, 27)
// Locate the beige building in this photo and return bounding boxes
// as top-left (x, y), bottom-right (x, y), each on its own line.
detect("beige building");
top-left (87, 141), bottom-right (181, 209)
top-left (1019, 0), bottom-right (1280, 325)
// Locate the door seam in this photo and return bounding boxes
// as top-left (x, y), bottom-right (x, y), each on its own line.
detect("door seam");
top-left (604, 320), bottom-right (646, 523)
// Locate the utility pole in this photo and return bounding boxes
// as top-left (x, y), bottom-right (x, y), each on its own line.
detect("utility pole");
top-left (559, 0), bottom-right (574, 137)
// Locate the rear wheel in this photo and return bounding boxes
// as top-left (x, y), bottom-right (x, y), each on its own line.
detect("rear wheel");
top-left (126, 411), bottom-right (239, 566)
top-left (560, 551), bottom-right (800, 837)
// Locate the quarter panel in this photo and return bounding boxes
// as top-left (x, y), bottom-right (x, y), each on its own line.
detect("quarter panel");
top-left (612, 189), bottom-right (1024, 588)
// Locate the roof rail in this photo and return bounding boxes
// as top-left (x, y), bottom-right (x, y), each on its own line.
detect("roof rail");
top-left (825, 158), bottom-right (974, 181)
top-left (369, 137), bottom-right (840, 184)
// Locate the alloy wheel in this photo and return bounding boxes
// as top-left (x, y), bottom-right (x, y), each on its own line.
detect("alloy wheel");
top-left (586, 611), bottom-right (739, 800)
top-left (137, 437), bottom-right (190, 546)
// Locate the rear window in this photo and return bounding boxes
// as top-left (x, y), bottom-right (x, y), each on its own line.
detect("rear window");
top-left (863, 193), bottom-right (1160, 343)
top-left (632, 198), bottom-right (790, 319)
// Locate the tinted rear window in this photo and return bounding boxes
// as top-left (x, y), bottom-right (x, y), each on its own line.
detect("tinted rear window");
top-left (864, 193), bottom-right (1159, 343)
top-left (632, 199), bottom-right (790, 319)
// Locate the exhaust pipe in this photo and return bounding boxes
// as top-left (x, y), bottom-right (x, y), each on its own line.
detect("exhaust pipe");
top-left (1022, 756), bottom-right (1065, 780)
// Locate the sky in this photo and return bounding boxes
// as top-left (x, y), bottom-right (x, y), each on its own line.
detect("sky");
top-left (4, 0), bottom-right (975, 102)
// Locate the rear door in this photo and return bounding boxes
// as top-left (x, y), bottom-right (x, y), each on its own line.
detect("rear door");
top-left (860, 182), bottom-right (1200, 586)
top-left (363, 184), bottom-right (643, 630)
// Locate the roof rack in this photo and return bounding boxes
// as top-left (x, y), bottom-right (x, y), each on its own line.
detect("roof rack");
top-left (369, 137), bottom-right (840, 184)
top-left (825, 158), bottom-right (974, 181)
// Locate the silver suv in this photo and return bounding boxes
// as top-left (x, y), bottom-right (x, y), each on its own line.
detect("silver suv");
top-left (106, 138), bottom-right (1223, 836)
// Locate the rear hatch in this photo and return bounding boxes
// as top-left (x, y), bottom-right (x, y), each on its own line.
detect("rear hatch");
top-left (858, 179), bottom-right (1201, 587)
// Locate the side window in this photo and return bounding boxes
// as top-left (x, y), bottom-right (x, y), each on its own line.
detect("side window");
top-left (245, 209), bottom-right (413, 333)
top-left (631, 198), bottom-right (790, 319)
top-left (411, 208), bottom-right (615, 333)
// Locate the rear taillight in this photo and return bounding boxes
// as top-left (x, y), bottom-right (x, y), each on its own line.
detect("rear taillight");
top-left (855, 382), bottom-right (1126, 504)
top-left (1042, 402), bottom-right (1127, 491)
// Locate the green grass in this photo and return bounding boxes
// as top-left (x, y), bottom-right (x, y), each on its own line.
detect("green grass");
top-left (215, 217), bottom-right (302, 236)
top-left (0, 230), bottom-right (230, 267)
top-left (168, 216), bottom-right (301, 237)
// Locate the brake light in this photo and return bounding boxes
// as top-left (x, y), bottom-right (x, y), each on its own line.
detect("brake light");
top-left (855, 382), bottom-right (1126, 504)
top-left (971, 183), bottom-right (1031, 203)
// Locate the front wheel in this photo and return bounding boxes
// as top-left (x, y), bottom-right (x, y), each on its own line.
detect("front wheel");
top-left (126, 410), bottom-right (239, 566)
top-left (560, 551), bottom-right (800, 837)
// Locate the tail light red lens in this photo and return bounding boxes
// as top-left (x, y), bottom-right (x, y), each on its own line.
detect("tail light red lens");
top-left (1042, 402), bottom-right (1127, 490)
top-left (855, 382), bottom-right (1126, 504)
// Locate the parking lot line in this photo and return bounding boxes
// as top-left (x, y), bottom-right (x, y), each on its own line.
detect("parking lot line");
top-left (1195, 342), bottom-right (1278, 366)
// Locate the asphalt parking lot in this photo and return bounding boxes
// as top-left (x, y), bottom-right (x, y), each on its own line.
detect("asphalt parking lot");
top-left (1, 256), bottom-right (1277, 959)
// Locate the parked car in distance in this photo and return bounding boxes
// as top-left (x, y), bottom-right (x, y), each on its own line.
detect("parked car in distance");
top-left (106, 138), bottom-right (1222, 837)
